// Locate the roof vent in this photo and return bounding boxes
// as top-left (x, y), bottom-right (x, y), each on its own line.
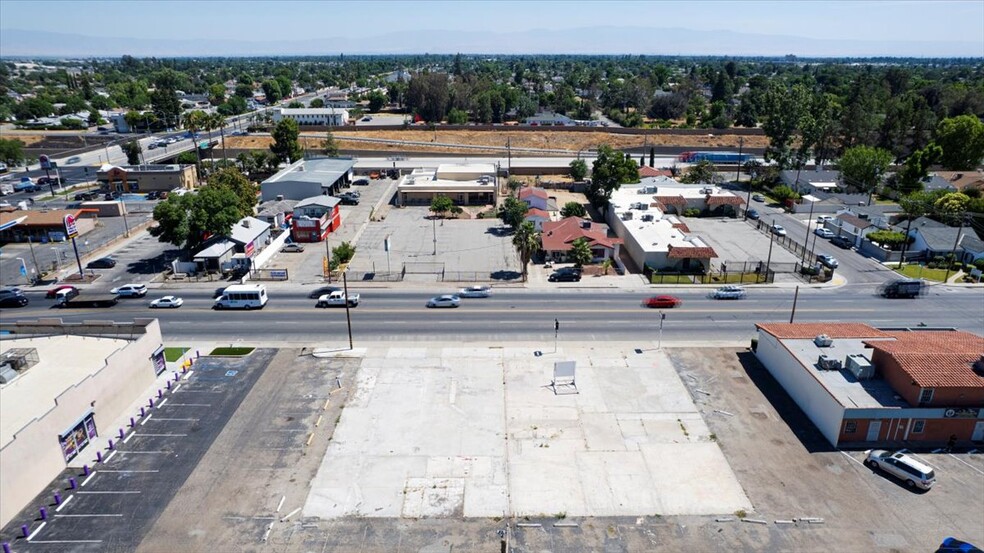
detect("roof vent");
top-left (814, 334), bottom-right (833, 347)
top-left (580, 220), bottom-right (591, 229)
top-left (817, 354), bottom-right (842, 370)
top-left (276, 195), bottom-right (284, 201)
top-left (242, 219), bottom-right (250, 228)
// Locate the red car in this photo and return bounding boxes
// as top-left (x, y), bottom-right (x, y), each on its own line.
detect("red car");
top-left (46, 285), bottom-right (78, 299)
top-left (643, 295), bottom-right (682, 309)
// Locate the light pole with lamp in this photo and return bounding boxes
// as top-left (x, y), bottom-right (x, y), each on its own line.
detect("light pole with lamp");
top-left (800, 194), bottom-right (819, 266)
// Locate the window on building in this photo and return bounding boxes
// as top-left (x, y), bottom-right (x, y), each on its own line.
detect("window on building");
top-left (918, 388), bottom-right (934, 404)
top-left (844, 421), bottom-right (858, 433)
top-left (912, 420), bottom-right (925, 433)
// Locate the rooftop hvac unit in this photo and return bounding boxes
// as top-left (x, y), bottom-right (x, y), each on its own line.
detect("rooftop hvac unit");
top-left (845, 354), bottom-right (874, 380)
top-left (622, 212), bottom-right (634, 220)
top-left (641, 214), bottom-right (654, 222)
top-left (817, 354), bottom-right (842, 370)
top-left (0, 364), bottom-right (17, 384)
top-left (814, 334), bottom-right (834, 347)
top-left (701, 187), bottom-right (714, 194)
top-left (0, 348), bottom-right (39, 373)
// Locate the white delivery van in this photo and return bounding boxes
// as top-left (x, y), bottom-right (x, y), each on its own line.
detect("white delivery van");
top-left (212, 284), bottom-right (268, 310)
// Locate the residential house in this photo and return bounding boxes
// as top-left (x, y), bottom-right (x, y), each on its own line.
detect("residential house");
top-left (639, 166), bottom-right (673, 178)
top-left (524, 111), bottom-right (575, 126)
top-left (896, 217), bottom-right (984, 263)
top-left (540, 217), bottom-right (622, 263)
top-left (934, 171), bottom-right (984, 193)
top-left (518, 186), bottom-right (550, 211)
top-left (780, 170), bottom-right (843, 195)
top-left (754, 322), bottom-right (984, 448)
top-left (291, 196), bottom-right (341, 243)
top-left (830, 212), bottom-right (876, 247)
top-left (524, 208), bottom-right (551, 231)
top-left (256, 198), bottom-right (298, 229)
top-left (193, 216), bottom-right (271, 273)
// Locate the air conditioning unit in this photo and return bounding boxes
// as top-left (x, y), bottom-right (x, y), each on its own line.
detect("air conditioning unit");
top-left (814, 334), bottom-right (833, 347)
top-left (701, 187), bottom-right (714, 194)
top-left (622, 212), bottom-right (633, 220)
top-left (817, 354), bottom-right (842, 370)
top-left (845, 354), bottom-right (874, 380)
top-left (641, 214), bottom-right (654, 222)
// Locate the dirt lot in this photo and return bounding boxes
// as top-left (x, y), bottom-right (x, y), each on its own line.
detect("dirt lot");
top-left (226, 129), bottom-right (768, 156)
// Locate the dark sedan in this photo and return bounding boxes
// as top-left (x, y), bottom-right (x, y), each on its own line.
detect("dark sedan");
top-left (0, 295), bottom-right (29, 307)
top-left (86, 257), bottom-right (117, 269)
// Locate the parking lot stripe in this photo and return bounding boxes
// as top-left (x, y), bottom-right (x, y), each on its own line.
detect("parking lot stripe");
top-left (30, 540), bottom-right (104, 544)
top-left (55, 494), bottom-right (74, 512)
top-left (104, 451), bottom-right (118, 463)
top-left (119, 451), bottom-right (169, 454)
top-left (77, 491), bottom-right (141, 494)
top-left (149, 418), bottom-right (199, 421)
top-left (134, 433), bottom-right (187, 437)
top-left (948, 453), bottom-right (984, 476)
top-left (183, 370), bottom-right (195, 380)
top-left (98, 470), bottom-right (159, 473)
top-left (172, 383), bottom-right (182, 392)
top-left (26, 522), bottom-right (46, 541)
top-left (840, 451), bottom-right (866, 467)
top-left (141, 414), bottom-right (154, 425)
top-left (123, 432), bottom-right (135, 444)
top-left (157, 398), bottom-right (169, 408)
top-left (56, 514), bottom-right (124, 517)
top-left (164, 403), bottom-right (212, 407)
top-left (80, 473), bottom-right (96, 487)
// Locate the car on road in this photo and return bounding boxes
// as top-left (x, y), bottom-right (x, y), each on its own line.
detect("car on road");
top-left (752, 194), bottom-right (765, 202)
top-left (643, 295), bottom-right (682, 308)
top-left (316, 291), bottom-right (360, 307)
top-left (74, 192), bottom-right (98, 201)
top-left (746, 209), bottom-right (760, 220)
top-left (770, 224), bottom-right (787, 236)
top-left (814, 228), bottom-right (835, 239)
top-left (46, 285), bottom-right (79, 299)
top-left (150, 295), bottom-right (184, 308)
top-left (66, 156), bottom-right (81, 164)
top-left (865, 449), bottom-right (936, 490)
top-left (281, 243), bottom-right (305, 253)
top-left (37, 176), bottom-right (62, 186)
top-left (817, 254), bottom-right (839, 269)
top-left (338, 193), bottom-right (360, 205)
top-left (111, 284), bottom-right (148, 297)
top-left (830, 235), bottom-right (854, 249)
top-left (709, 285), bottom-right (746, 300)
top-left (426, 294), bottom-right (460, 308)
top-left (307, 286), bottom-right (340, 299)
top-left (352, 177), bottom-right (370, 186)
top-left (14, 178), bottom-right (38, 192)
top-left (87, 257), bottom-right (117, 269)
top-left (0, 295), bottom-right (29, 307)
top-left (459, 285), bottom-right (492, 298)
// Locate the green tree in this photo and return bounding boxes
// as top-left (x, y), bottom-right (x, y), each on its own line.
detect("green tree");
top-left (208, 167), bottom-right (257, 217)
top-left (321, 132), bottom-right (339, 156)
top-left (150, 87), bottom-right (181, 129)
top-left (405, 72), bottom-right (450, 123)
top-left (770, 185), bottom-right (800, 204)
top-left (270, 118), bottom-right (302, 164)
top-left (87, 109), bottom-right (100, 126)
top-left (367, 90), bottom-right (387, 112)
top-left (287, 100), bottom-right (304, 109)
top-left (331, 241), bottom-right (356, 264)
top-left (679, 160), bottom-right (719, 184)
top-left (0, 138), bottom-right (25, 166)
top-left (186, 185), bottom-right (242, 251)
top-left (309, 98), bottom-right (325, 108)
top-left (589, 145), bottom-right (639, 205)
top-left (866, 230), bottom-right (907, 248)
top-left (569, 159), bottom-right (588, 182)
top-left (122, 140), bottom-right (142, 165)
top-left (569, 238), bottom-right (593, 267)
top-left (207, 83), bottom-right (226, 106)
top-left (560, 201), bottom-right (586, 218)
top-left (149, 195), bottom-right (191, 248)
top-left (895, 144), bottom-right (943, 195)
top-left (183, 110), bottom-right (207, 167)
top-left (935, 115), bottom-right (984, 170)
top-left (761, 83), bottom-right (809, 169)
top-left (446, 108), bottom-right (468, 125)
top-left (934, 192), bottom-right (970, 216)
top-left (498, 196), bottom-right (528, 228)
top-left (511, 221), bottom-right (540, 282)
top-left (235, 83), bottom-right (254, 98)
top-left (261, 80), bottom-right (283, 104)
top-left (430, 194), bottom-right (454, 218)
top-left (838, 145), bottom-right (893, 205)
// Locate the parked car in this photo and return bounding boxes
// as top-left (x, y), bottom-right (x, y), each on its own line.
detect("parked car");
top-left (150, 295), bottom-right (184, 308)
top-left (643, 295), bottom-right (682, 308)
top-left (458, 285), bottom-right (492, 298)
top-left (74, 192), bottom-right (98, 201)
top-left (87, 257), bottom-right (117, 269)
top-left (308, 286), bottom-right (341, 299)
top-left (46, 285), bottom-right (79, 299)
top-left (111, 284), bottom-right (148, 297)
top-left (816, 254), bottom-right (839, 269)
top-left (0, 295), bottom-right (29, 308)
top-left (338, 193), bottom-right (359, 205)
top-left (936, 537), bottom-right (982, 553)
top-left (426, 294), bottom-right (460, 308)
top-left (752, 194), bottom-right (765, 202)
top-left (37, 176), bottom-right (62, 186)
top-left (865, 449), bottom-right (936, 490)
top-left (746, 209), bottom-right (760, 220)
top-left (816, 215), bottom-right (834, 224)
top-left (548, 270), bottom-right (581, 282)
top-left (13, 179), bottom-right (38, 192)
top-left (710, 285), bottom-right (746, 300)
top-left (352, 178), bottom-right (370, 186)
top-left (66, 156), bottom-right (81, 164)
top-left (830, 235), bottom-right (854, 249)
top-left (814, 228), bottom-right (835, 239)
top-left (281, 243), bottom-right (305, 253)
top-left (770, 224), bottom-right (787, 236)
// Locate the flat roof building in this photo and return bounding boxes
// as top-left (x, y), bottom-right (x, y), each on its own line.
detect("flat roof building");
top-left (97, 164), bottom-right (199, 193)
top-left (272, 107), bottom-right (349, 127)
top-left (396, 163), bottom-right (498, 207)
top-left (261, 157), bottom-right (355, 201)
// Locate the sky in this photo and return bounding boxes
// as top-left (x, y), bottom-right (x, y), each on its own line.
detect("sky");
top-left (2, 0), bottom-right (982, 44)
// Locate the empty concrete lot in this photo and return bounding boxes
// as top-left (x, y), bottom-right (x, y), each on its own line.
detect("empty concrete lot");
top-left (684, 217), bottom-right (800, 267)
top-left (350, 207), bottom-right (521, 277)
top-left (304, 345), bottom-right (751, 519)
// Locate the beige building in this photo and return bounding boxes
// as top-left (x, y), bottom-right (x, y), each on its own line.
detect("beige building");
top-left (0, 318), bottom-right (164, 527)
top-left (97, 164), bottom-right (199, 194)
top-left (396, 163), bottom-right (499, 206)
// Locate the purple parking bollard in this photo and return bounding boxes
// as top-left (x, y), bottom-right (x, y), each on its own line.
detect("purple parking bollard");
top-left (4, 541), bottom-right (12, 553)
top-left (148, 398), bottom-right (154, 408)
top-left (140, 407), bottom-right (145, 417)
top-left (130, 417), bottom-right (135, 427)
top-left (107, 439), bottom-right (114, 451)
top-left (96, 451), bottom-right (102, 463)
top-left (39, 507), bottom-right (47, 521)
top-left (54, 492), bottom-right (61, 505)
top-left (119, 428), bottom-right (125, 439)
top-left (69, 477), bottom-right (77, 489)
top-left (82, 464), bottom-right (90, 476)
top-left (196, 350), bottom-right (200, 358)
top-left (21, 525), bottom-right (29, 538)
top-left (173, 371), bottom-right (179, 380)
top-left (166, 380), bottom-right (171, 390)
top-left (157, 389), bottom-right (163, 398)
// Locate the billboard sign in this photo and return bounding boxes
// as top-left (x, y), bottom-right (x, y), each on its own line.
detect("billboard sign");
top-left (151, 346), bottom-right (166, 376)
top-left (58, 412), bottom-right (98, 463)
top-left (64, 214), bottom-right (79, 239)
top-left (39, 154), bottom-right (51, 170)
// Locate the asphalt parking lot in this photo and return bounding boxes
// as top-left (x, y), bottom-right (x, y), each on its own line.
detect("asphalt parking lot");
top-left (1, 350), bottom-right (276, 553)
top-left (682, 216), bottom-right (800, 270)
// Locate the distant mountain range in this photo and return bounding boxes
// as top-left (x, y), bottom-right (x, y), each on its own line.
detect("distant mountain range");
top-left (1, 27), bottom-right (980, 58)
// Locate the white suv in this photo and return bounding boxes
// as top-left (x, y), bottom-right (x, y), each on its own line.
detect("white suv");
top-left (111, 284), bottom-right (148, 298)
top-left (865, 450), bottom-right (936, 490)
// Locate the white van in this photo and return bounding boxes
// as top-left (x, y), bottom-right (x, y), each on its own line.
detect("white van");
top-left (213, 284), bottom-right (268, 310)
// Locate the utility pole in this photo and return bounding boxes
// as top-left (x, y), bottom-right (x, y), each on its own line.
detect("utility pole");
top-left (432, 217), bottom-right (437, 256)
top-left (324, 232), bottom-right (332, 283)
top-left (342, 272), bottom-right (353, 350)
top-left (942, 213), bottom-right (966, 283)
top-left (764, 218), bottom-right (776, 283)
top-left (800, 197), bottom-right (816, 266)
top-left (789, 285), bottom-right (800, 323)
top-left (657, 311), bottom-right (665, 349)
top-left (27, 236), bottom-right (40, 279)
top-left (735, 136), bottom-right (743, 183)
top-left (554, 318), bottom-right (559, 353)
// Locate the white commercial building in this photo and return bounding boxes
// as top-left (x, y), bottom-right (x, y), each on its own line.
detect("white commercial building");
top-left (272, 107), bottom-right (349, 126)
top-left (396, 163), bottom-right (498, 206)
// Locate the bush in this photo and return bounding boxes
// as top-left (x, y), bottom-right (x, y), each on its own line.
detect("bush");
top-left (332, 241), bottom-right (356, 264)
top-left (974, 259), bottom-right (984, 271)
top-left (683, 208), bottom-right (701, 217)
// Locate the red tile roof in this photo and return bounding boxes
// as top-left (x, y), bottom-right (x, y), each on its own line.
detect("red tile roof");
top-left (756, 323), bottom-right (892, 340)
top-left (525, 208), bottom-right (550, 219)
top-left (541, 217), bottom-right (621, 252)
top-left (518, 187), bottom-right (548, 200)
top-left (706, 195), bottom-right (745, 207)
top-left (666, 244), bottom-right (717, 259)
top-left (653, 195), bottom-right (687, 206)
top-left (640, 166), bottom-right (673, 178)
top-left (865, 331), bottom-right (984, 388)
top-left (672, 222), bottom-right (691, 233)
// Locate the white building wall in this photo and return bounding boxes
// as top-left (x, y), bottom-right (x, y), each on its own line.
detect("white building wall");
top-left (754, 331), bottom-right (846, 446)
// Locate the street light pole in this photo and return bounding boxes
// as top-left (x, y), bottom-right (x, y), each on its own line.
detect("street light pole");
top-left (790, 285), bottom-right (800, 323)
top-left (342, 272), bottom-right (353, 350)
top-left (432, 217), bottom-right (437, 256)
top-left (657, 311), bottom-right (665, 350)
top-left (765, 218), bottom-right (776, 282)
top-left (801, 197), bottom-right (816, 266)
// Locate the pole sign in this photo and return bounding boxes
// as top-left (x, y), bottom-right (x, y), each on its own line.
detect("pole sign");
top-left (64, 214), bottom-right (79, 239)
top-left (39, 154), bottom-right (52, 170)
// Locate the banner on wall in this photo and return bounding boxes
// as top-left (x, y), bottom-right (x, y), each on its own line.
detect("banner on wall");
top-left (58, 412), bottom-right (97, 463)
top-left (151, 345), bottom-right (166, 375)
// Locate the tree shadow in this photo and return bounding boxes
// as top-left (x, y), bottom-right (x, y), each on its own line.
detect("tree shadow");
top-left (125, 248), bottom-right (183, 275)
top-left (485, 227), bottom-right (513, 237)
top-left (490, 270), bottom-right (521, 281)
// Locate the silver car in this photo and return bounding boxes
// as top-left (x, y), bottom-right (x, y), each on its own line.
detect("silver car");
top-left (426, 294), bottom-right (460, 308)
top-left (458, 285), bottom-right (492, 298)
top-left (865, 450), bottom-right (936, 490)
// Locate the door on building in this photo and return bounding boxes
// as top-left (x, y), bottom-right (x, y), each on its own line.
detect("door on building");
top-left (973, 421), bottom-right (984, 442)
top-left (867, 420), bottom-right (882, 442)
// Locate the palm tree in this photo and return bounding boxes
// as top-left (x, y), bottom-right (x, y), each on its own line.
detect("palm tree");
top-left (512, 221), bottom-right (540, 282)
top-left (182, 110), bottom-right (206, 169)
top-left (569, 238), bottom-right (592, 268)
top-left (207, 112), bottom-right (228, 163)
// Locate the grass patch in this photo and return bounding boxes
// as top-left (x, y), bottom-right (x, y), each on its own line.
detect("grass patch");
top-left (209, 347), bottom-right (255, 356)
top-left (708, 272), bottom-right (763, 284)
top-left (650, 274), bottom-right (694, 284)
top-left (894, 263), bottom-right (950, 282)
top-left (164, 347), bottom-right (190, 362)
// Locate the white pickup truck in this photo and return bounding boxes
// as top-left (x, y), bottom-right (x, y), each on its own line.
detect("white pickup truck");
top-left (316, 290), bottom-right (359, 307)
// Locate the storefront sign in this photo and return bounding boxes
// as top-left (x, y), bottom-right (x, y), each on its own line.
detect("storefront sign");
top-left (944, 408), bottom-right (979, 418)
top-left (64, 214), bottom-right (79, 239)
top-left (151, 346), bottom-right (166, 376)
top-left (245, 241), bottom-right (255, 257)
top-left (58, 412), bottom-right (97, 463)
top-left (269, 270), bottom-right (288, 280)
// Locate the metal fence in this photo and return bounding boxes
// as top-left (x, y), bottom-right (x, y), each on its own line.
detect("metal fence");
top-left (441, 271), bottom-right (521, 282)
top-left (343, 271), bottom-right (404, 282)
top-left (648, 270), bottom-right (775, 285)
top-left (403, 262), bottom-right (445, 274)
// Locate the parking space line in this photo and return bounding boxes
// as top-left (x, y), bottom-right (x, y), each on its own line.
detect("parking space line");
top-left (150, 418), bottom-right (199, 421)
top-left (80, 473), bottom-right (96, 487)
top-left (183, 370), bottom-right (195, 380)
top-left (26, 522), bottom-right (46, 541)
top-left (123, 432), bottom-right (135, 444)
top-left (55, 494), bottom-right (74, 512)
top-left (56, 514), bottom-right (124, 517)
top-left (119, 450), bottom-right (169, 454)
top-left (77, 491), bottom-right (141, 494)
top-left (134, 433), bottom-right (187, 437)
top-left (141, 413), bottom-right (154, 425)
top-left (163, 403), bottom-right (212, 407)
top-left (840, 451), bottom-right (866, 467)
top-left (104, 451), bottom-right (118, 463)
top-left (29, 541), bottom-right (103, 544)
top-left (98, 470), bottom-right (159, 473)
top-left (948, 453), bottom-right (984, 476)
top-left (172, 383), bottom-right (182, 392)
top-left (157, 398), bottom-right (169, 408)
